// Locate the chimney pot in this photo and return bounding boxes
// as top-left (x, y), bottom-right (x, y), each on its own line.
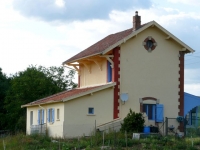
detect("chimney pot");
top-left (133, 11), bottom-right (141, 30)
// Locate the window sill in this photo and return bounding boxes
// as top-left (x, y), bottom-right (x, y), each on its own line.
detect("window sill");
top-left (56, 119), bottom-right (60, 121)
top-left (87, 114), bottom-right (96, 116)
top-left (49, 122), bottom-right (54, 125)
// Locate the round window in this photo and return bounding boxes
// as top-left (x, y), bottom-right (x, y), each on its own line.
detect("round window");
top-left (143, 36), bottom-right (157, 52)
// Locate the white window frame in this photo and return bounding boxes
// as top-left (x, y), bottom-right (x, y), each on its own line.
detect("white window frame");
top-left (57, 109), bottom-right (60, 120)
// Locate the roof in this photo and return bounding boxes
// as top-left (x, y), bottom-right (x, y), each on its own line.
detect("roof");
top-left (184, 92), bottom-right (200, 116)
top-left (21, 82), bottom-right (116, 108)
top-left (63, 21), bottom-right (195, 64)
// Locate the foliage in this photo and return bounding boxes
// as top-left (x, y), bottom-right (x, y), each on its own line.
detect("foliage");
top-left (2, 65), bottom-right (77, 132)
top-left (0, 68), bottom-right (11, 130)
top-left (0, 132), bottom-right (199, 150)
top-left (120, 109), bottom-right (145, 133)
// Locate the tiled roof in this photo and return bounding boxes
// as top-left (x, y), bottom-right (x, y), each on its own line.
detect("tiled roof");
top-left (63, 28), bottom-right (134, 64)
top-left (21, 83), bottom-right (115, 107)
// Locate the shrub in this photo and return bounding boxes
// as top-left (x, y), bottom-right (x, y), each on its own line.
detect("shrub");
top-left (120, 109), bottom-right (145, 133)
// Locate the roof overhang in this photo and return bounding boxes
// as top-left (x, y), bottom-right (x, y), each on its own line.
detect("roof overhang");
top-left (62, 82), bottom-right (116, 102)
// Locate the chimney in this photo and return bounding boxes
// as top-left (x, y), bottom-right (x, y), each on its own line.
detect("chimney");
top-left (133, 11), bottom-right (141, 30)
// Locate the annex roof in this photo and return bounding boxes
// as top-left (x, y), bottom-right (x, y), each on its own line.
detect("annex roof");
top-left (63, 21), bottom-right (195, 64)
top-left (21, 82), bottom-right (116, 108)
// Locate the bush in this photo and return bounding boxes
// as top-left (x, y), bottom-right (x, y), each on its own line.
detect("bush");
top-left (120, 109), bottom-right (145, 132)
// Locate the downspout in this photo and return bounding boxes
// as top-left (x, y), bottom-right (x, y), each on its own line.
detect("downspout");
top-left (39, 105), bottom-right (47, 135)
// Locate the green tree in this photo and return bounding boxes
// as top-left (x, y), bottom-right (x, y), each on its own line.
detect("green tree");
top-left (4, 65), bottom-right (77, 132)
top-left (120, 109), bottom-right (145, 132)
top-left (0, 68), bottom-right (11, 130)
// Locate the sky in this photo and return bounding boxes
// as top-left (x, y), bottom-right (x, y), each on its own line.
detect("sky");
top-left (0, 0), bottom-right (199, 95)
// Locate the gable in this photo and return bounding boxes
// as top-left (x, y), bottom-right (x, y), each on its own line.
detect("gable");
top-left (63, 21), bottom-right (194, 65)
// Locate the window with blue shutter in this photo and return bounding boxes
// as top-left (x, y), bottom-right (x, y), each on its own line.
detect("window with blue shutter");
top-left (143, 104), bottom-right (156, 120)
top-left (52, 108), bottom-right (55, 123)
top-left (107, 61), bottom-right (112, 82)
top-left (38, 110), bottom-right (40, 125)
top-left (42, 109), bottom-right (44, 124)
top-left (38, 109), bottom-right (45, 124)
top-left (47, 109), bottom-right (50, 122)
top-left (48, 108), bottom-right (55, 123)
top-left (156, 104), bottom-right (164, 122)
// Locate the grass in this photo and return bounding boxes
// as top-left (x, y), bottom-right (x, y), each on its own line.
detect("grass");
top-left (1, 132), bottom-right (200, 150)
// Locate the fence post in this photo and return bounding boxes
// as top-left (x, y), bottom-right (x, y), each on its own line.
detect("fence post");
top-left (165, 117), bottom-right (168, 136)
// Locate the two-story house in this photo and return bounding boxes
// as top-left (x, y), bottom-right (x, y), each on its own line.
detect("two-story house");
top-left (22, 11), bottom-right (194, 137)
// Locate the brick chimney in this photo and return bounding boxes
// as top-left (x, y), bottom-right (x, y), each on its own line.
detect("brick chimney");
top-left (133, 11), bottom-right (141, 30)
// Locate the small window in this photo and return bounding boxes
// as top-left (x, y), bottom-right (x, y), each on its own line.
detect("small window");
top-left (57, 109), bottom-right (60, 120)
top-left (88, 107), bottom-right (94, 114)
top-left (30, 111), bottom-right (33, 125)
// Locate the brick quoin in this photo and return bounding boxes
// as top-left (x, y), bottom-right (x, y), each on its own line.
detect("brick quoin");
top-left (178, 51), bottom-right (185, 132)
top-left (113, 47), bottom-right (120, 119)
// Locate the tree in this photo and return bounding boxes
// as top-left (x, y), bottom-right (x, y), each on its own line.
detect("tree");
top-left (0, 68), bottom-right (10, 130)
top-left (120, 109), bottom-right (145, 133)
top-left (3, 65), bottom-right (77, 132)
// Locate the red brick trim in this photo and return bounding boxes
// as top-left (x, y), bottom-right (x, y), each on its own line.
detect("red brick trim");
top-left (178, 51), bottom-right (185, 132)
top-left (113, 47), bottom-right (120, 119)
top-left (140, 97), bottom-right (157, 112)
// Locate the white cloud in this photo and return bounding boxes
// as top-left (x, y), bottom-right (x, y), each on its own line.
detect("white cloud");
top-left (185, 84), bottom-right (200, 96)
top-left (55, 0), bottom-right (65, 7)
top-left (167, 0), bottom-right (200, 6)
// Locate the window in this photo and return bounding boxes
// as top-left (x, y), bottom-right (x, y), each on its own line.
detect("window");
top-left (143, 104), bottom-right (156, 120)
top-left (48, 108), bottom-right (55, 123)
top-left (38, 109), bottom-right (44, 125)
top-left (57, 109), bottom-right (60, 120)
top-left (88, 107), bottom-right (94, 114)
top-left (107, 61), bottom-right (112, 82)
top-left (143, 104), bottom-right (164, 122)
top-left (30, 111), bottom-right (33, 125)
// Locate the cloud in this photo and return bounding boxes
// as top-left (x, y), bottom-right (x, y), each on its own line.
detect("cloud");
top-left (167, 0), bottom-right (200, 6)
top-left (12, 0), bottom-right (152, 22)
top-left (185, 84), bottom-right (200, 96)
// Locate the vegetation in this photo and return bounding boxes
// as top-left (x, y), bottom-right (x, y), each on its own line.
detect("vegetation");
top-left (0, 66), bottom-right (77, 132)
top-left (0, 132), bottom-right (199, 150)
top-left (120, 109), bottom-right (145, 133)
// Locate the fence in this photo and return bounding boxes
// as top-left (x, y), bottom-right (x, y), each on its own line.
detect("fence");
top-left (0, 130), bottom-right (9, 138)
top-left (30, 123), bottom-right (46, 135)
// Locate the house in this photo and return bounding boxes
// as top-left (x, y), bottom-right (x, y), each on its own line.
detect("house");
top-left (22, 11), bottom-right (195, 137)
top-left (184, 92), bottom-right (200, 127)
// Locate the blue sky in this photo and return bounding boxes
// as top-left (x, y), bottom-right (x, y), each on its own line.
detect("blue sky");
top-left (0, 0), bottom-right (199, 95)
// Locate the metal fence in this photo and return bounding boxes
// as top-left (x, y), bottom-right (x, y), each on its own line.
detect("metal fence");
top-left (30, 123), bottom-right (46, 135)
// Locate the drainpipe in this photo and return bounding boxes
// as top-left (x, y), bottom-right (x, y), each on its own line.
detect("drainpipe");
top-left (39, 105), bottom-right (47, 135)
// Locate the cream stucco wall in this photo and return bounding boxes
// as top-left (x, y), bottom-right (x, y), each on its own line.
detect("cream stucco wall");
top-left (80, 60), bottom-right (107, 87)
top-left (119, 27), bottom-right (181, 131)
top-left (63, 87), bottom-right (113, 138)
top-left (26, 102), bottom-right (64, 137)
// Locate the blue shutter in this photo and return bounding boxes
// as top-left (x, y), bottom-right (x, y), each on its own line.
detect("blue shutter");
top-left (156, 104), bottom-right (164, 122)
top-left (42, 109), bottom-right (44, 124)
top-left (47, 109), bottom-right (50, 122)
top-left (38, 110), bottom-right (40, 125)
top-left (107, 61), bottom-right (112, 82)
top-left (52, 108), bottom-right (55, 123)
